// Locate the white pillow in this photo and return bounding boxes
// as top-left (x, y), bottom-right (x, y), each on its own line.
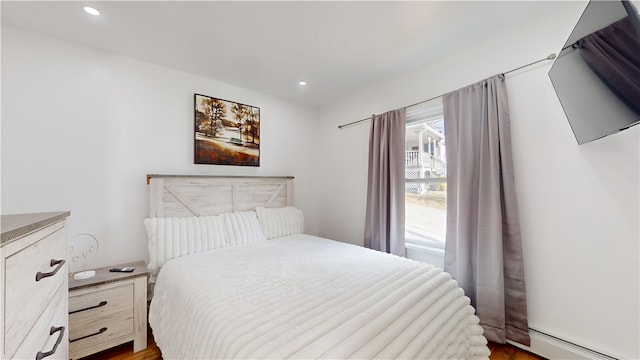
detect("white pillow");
top-left (145, 215), bottom-right (226, 271)
top-left (222, 211), bottom-right (266, 246)
top-left (256, 206), bottom-right (304, 239)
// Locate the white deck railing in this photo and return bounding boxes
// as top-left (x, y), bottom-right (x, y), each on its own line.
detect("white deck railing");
top-left (405, 151), bottom-right (446, 174)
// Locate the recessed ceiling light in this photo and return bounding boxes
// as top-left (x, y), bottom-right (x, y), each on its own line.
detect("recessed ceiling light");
top-left (298, 81), bottom-right (307, 86)
top-left (83, 6), bottom-right (100, 16)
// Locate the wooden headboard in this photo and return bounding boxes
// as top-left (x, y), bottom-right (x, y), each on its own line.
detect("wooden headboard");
top-left (146, 175), bottom-right (294, 217)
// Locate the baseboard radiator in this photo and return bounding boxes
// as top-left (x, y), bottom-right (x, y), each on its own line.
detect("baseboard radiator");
top-left (509, 328), bottom-right (618, 360)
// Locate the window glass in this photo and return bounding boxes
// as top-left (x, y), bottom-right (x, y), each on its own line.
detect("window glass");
top-left (405, 98), bottom-right (446, 267)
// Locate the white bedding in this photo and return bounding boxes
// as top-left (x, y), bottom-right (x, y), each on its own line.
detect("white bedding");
top-left (149, 234), bottom-right (490, 359)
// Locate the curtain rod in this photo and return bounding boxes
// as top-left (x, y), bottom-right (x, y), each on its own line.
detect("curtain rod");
top-left (337, 53), bottom-right (557, 129)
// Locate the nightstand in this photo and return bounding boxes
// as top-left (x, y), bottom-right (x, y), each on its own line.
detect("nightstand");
top-left (68, 261), bottom-right (147, 359)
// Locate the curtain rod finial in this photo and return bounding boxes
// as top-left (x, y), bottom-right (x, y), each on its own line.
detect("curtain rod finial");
top-left (547, 53), bottom-right (557, 60)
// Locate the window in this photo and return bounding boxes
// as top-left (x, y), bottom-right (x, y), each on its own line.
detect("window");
top-left (404, 98), bottom-right (446, 268)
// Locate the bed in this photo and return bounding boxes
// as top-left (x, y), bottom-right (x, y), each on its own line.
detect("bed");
top-left (145, 175), bottom-right (490, 359)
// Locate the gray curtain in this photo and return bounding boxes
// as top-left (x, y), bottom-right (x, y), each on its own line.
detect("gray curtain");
top-left (364, 108), bottom-right (406, 256)
top-left (442, 75), bottom-right (530, 346)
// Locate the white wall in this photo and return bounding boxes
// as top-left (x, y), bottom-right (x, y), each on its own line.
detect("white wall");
top-left (1, 26), bottom-right (321, 272)
top-left (316, 3), bottom-right (639, 359)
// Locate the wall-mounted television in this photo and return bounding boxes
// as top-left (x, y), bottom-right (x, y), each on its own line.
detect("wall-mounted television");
top-left (549, 0), bottom-right (640, 145)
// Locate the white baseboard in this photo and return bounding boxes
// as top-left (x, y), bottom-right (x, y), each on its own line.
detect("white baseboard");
top-left (508, 328), bottom-right (617, 360)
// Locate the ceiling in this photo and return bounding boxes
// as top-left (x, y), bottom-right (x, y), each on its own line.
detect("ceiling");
top-left (1, 1), bottom-right (578, 108)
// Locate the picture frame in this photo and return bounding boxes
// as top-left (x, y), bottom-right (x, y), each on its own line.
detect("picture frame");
top-left (194, 93), bottom-right (260, 166)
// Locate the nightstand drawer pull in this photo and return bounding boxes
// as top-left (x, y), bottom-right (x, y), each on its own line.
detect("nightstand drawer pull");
top-left (35, 326), bottom-right (65, 360)
top-left (70, 327), bottom-right (107, 343)
top-left (35, 259), bottom-right (65, 282)
top-left (69, 300), bottom-right (108, 315)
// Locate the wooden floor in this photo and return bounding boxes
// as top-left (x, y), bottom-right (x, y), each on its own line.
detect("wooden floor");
top-left (80, 327), bottom-right (545, 360)
top-left (487, 342), bottom-right (546, 360)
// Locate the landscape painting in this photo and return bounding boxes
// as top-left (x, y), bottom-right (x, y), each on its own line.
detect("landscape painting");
top-left (194, 93), bottom-right (260, 166)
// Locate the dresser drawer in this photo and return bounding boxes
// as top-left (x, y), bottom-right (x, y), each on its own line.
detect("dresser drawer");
top-left (4, 223), bottom-right (66, 357)
top-left (12, 283), bottom-right (68, 360)
top-left (69, 281), bottom-right (134, 356)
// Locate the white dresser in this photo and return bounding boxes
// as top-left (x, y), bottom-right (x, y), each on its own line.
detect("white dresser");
top-left (1, 211), bottom-right (70, 360)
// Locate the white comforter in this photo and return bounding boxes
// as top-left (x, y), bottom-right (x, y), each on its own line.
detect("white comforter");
top-left (149, 234), bottom-right (489, 359)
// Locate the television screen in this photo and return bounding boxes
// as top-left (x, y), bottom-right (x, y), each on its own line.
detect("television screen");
top-left (548, 0), bottom-right (640, 145)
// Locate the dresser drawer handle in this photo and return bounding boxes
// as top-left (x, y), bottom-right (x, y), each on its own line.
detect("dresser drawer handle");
top-left (69, 300), bottom-right (108, 315)
top-left (35, 326), bottom-right (65, 360)
top-left (35, 259), bottom-right (65, 282)
top-left (69, 327), bottom-right (107, 343)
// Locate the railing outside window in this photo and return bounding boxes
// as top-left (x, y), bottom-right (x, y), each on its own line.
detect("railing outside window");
top-left (405, 151), bottom-right (446, 173)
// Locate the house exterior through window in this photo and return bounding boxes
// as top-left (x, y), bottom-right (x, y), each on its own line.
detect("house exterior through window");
top-left (404, 98), bottom-right (446, 268)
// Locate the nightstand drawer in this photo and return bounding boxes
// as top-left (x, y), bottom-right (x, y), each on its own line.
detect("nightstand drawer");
top-left (69, 281), bottom-right (134, 355)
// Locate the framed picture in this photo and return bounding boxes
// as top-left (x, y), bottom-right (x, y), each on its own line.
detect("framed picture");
top-left (194, 93), bottom-right (260, 166)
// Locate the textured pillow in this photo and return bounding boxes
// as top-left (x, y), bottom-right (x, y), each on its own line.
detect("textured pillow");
top-left (222, 211), bottom-right (266, 246)
top-left (256, 206), bottom-right (304, 239)
top-left (145, 215), bottom-right (226, 271)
